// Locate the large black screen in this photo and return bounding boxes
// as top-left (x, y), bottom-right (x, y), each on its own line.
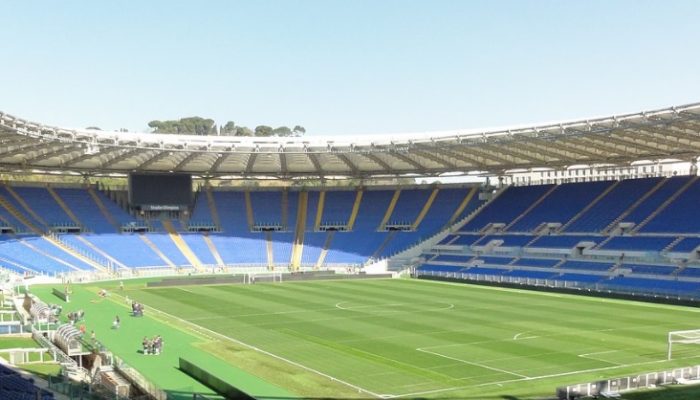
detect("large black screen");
top-left (128, 173), bottom-right (192, 209)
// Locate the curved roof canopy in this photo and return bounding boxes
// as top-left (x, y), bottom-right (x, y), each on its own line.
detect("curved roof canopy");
top-left (1, 103), bottom-right (700, 178)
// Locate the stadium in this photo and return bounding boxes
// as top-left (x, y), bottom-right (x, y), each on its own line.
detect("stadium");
top-left (1, 101), bottom-right (700, 400)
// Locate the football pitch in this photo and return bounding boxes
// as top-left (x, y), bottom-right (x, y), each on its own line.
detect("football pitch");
top-left (113, 277), bottom-right (700, 399)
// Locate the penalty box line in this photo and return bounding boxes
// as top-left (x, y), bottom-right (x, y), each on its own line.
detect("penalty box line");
top-left (117, 294), bottom-right (388, 399)
top-left (415, 347), bottom-right (529, 379)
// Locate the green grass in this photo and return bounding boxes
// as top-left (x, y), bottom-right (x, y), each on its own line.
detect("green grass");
top-left (0, 337), bottom-right (41, 349)
top-left (127, 278), bottom-right (700, 399)
top-left (18, 363), bottom-right (62, 380)
top-left (33, 278), bottom-right (700, 399)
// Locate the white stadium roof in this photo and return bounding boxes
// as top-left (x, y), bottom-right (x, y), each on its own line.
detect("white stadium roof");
top-left (1, 103), bottom-right (700, 179)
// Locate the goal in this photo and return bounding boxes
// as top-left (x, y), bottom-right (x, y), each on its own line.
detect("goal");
top-left (244, 272), bottom-right (283, 284)
top-left (668, 329), bottom-right (700, 360)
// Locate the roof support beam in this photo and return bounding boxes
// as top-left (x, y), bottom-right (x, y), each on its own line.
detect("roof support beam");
top-left (387, 152), bottom-right (424, 169)
top-left (135, 151), bottom-right (171, 171)
top-left (429, 146), bottom-right (484, 168)
top-left (509, 140), bottom-right (570, 161)
top-left (307, 153), bottom-right (323, 176)
top-left (362, 153), bottom-right (393, 173)
top-left (461, 148), bottom-right (515, 165)
top-left (207, 153), bottom-right (230, 174)
top-left (630, 129), bottom-right (700, 152)
top-left (589, 134), bottom-right (665, 156)
top-left (279, 153), bottom-right (288, 175)
top-left (101, 148), bottom-right (149, 169)
top-left (0, 142), bottom-right (55, 159)
top-left (335, 153), bottom-right (359, 175)
top-left (24, 145), bottom-right (77, 163)
top-left (173, 152), bottom-right (201, 172)
top-left (617, 130), bottom-right (682, 152)
top-left (481, 143), bottom-right (544, 163)
top-left (64, 147), bottom-right (123, 167)
top-left (566, 137), bottom-right (624, 157)
top-left (536, 138), bottom-right (603, 159)
top-left (411, 149), bottom-right (458, 168)
top-left (244, 153), bottom-right (258, 175)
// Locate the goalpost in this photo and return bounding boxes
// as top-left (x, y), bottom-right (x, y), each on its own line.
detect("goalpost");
top-left (668, 329), bottom-right (700, 360)
top-left (244, 272), bottom-right (283, 284)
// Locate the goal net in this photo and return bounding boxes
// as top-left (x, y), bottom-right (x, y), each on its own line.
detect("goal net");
top-left (245, 272), bottom-right (283, 284)
top-left (668, 329), bottom-right (700, 360)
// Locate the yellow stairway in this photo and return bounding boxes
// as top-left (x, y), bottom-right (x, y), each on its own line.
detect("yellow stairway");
top-left (411, 188), bottom-right (439, 230)
top-left (4, 185), bottom-right (47, 227)
top-left (20, 239), bottom-right (82, 272)
top-left (88, 187), bottom-right (120, 231)
top-left (244, 191), bottom-right (255, 230)
top-left (205, 187), bottom-right (221, 229)
top-left (290, 192), bottom-right (308, 269)
top-left (447, 187), bottom-right (478, 225)
top-left (0, 195), bottom-right (110, 273)
top-left (371, 231), bottom-right (397, 260)
top-left (315, 231), bottom-right (335, 269)
top-left (314, 191), bottom-right (325, 231)
top-left (47, 186), bottom-right (83, 228)
top-left (76, 236), bottom-right (128, 270)
top-left (281, 190), bottom-right (289, 230)
top-left (378, 190), bottom-right (402, 230)
top-left (346, 189), bottom-right (364, 230)
top-left (265, 232), bottom-right (274, 269)
top-left (203, 233), bottom-right (225, 266)
top-left (139, 234), bottom-right (177, 269)
top-left (162, 220), bottom-right (204, 271)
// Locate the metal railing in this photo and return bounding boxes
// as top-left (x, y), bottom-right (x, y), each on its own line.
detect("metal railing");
top-left (416, 270), bottom-right (700, 302)
top-left (558, 364), bottom-right (700, 399)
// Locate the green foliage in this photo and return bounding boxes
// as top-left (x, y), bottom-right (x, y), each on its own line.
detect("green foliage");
top-left (254, 125), bottom-right (274, 137)
top-left (272, 126), bottom-right (292, 136)
top-left (234, 126), bottom-right (254, 136)
top-left (148, 117), bottom-right (303, 137)
top-left (148, 117), bottom-right (216, 135)
top-left (221, 121), bottom-right (237, 135)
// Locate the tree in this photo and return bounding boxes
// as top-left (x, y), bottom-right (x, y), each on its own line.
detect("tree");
top-left (221, 121), bottom-right (236, 135)
top-left (148, 117), bottom-right (216, 135)
top-left (272, 126), bottom-right (292, 137)
top-left (255, 125), bottom-right (274, 137)
top-left (86, 126), bottom-right (102, 130)
top-left (293, 125), bottom-right (306, 136)
top-left (235, 126), bottom-right (254, 136)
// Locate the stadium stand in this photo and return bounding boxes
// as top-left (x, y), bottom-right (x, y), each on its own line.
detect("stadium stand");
top-left (0, 363), bottom-right (54, 400)
top-left (6, 174), bottom-right (700, 303)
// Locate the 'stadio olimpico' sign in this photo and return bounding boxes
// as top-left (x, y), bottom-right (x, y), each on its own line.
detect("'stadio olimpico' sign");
top-left (141, 204), bottom-right (183, 211)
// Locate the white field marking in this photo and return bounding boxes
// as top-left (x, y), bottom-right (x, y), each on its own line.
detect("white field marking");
top-left (416, 348), bottom-right (529, 379)
top-left (388, 354), bottom-right (700, 399)
top-left (335, 301), bottom-right (455, 312)
top-left (577, 349), bottom-right (621, 363)
top-left (416, 278), bottom-right (700, 314)
top-left (417, 321), bottom-right (671, 353)
top-left (188, 307), bottom-right (332, 321)
top-left (119, 294), bottom-right (386, 399)
top-left (513, 331), bottom-right (539, 340)
top-left (177, 288), bottom-right (196, 294)
top-left (335, 302), bottom-right (404, 310)
top-left (188, 301), bottom-right (456, 322)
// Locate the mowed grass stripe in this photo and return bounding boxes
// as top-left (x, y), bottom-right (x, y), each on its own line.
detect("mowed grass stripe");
top-left (129, 278), bottom-right (700, 398)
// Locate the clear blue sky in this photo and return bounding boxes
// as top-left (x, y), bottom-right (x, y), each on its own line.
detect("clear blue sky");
top-left (2, 1), bottom-right (699, 136)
